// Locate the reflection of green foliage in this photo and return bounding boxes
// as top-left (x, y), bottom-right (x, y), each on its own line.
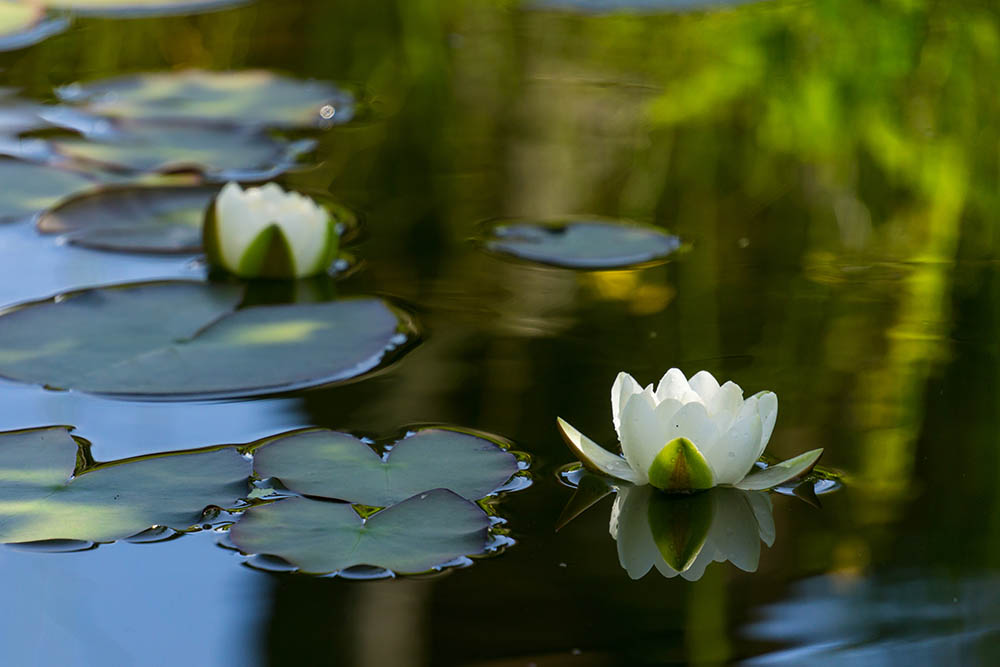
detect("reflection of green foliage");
top-left (0, 426), bottom-right (250, 544)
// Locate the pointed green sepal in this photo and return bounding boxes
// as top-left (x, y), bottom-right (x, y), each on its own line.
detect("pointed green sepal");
top-left (647, 437), bottom-right (715, 493)
top-left (237, 223), bottom-right (297, 279)
top-left (734, 448), bottom-right (823, 491)
top-left (647, 491), bottom-right (713, 571)
top-left (202, 196), bottom-right (224, 269)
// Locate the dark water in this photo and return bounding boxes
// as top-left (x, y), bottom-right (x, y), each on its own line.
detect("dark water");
top-left (1, 0), bottom-right (999, 664)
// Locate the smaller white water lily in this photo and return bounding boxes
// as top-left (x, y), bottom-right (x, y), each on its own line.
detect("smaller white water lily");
top-left (611, 485), bottom-right (775, 581)
top-left (557, 369), bottom-right (822, 493)
top-left (203, 182), bottom-right (338, 279)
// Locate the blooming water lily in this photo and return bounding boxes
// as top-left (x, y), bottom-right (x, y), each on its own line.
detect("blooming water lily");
top-left (203, 182), bottom-right (338, 279)
top-left (557, 369), bottom-right (822, 493)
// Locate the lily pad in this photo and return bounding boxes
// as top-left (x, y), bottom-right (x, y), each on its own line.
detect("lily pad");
top-left (48, 122), bottom-right (313, 180)
top-left (228, 490), bottom-right (490, 575)
top-left (0, 281), bottom-right (414, 399)
top-left (0, 2), bottom-right (66, 52)
top-left (477, 218), bottom-right (681, 269)
top-left (0, 157), bottom-right (96, 222)
top-left (0, 426), bottom-right (250, 544)
top-left (252, 427), bottom-right (519, 506)
top-left (59, 69), bottom-right (356, 128)
top-left (36, 183), bottom-right (217, 253)
top-left (43, 0), bottom-right (248, 17)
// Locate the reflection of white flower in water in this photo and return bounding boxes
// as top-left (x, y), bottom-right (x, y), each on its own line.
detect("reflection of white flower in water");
top-left (610, 485), bottom-right (775, 581)
top-left (558, 369), bottom-right (822, 492)
top-left (204, 182), bottom-right (338, 279)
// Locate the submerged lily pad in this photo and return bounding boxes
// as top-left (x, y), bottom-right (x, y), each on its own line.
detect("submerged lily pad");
top-left (60, 69), bottom-right (356, 128)
top-left (0, 426), bottom-right (250, 544)
top-left (36, 183), bottom-right (217, 253)
top-left (0, 157), bottom-right (95, 222)
top-left (477, 218), bottom-right (681, 269)
top-left (229, 490), bottom-right (490, 575)
top-left (49, 122), bottom-right (313, 180)
top-left (0, 281), bottom-right (414, 398)
top-left (43, 0), bottom-right (248, 17)
top-left (252, 427), bottom-right (519, 506)
top-left (0, 2), bottom-right (66, 52)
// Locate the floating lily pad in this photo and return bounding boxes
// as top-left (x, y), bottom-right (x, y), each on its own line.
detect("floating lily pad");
top-left (0, 157), bottom-right (96, 222)
top-left (229, 490), bottom-right (490, 575)
top-left (37, 184), bottom-right (218, 253)
top-left (0, 2), bottom-right (66, 52)
top-left (252, 427), bottom-right (519, 506)
top-left (49, 122), bottom-right (313, 180)
top-left (477, 218), bottom-right (681, 269)
top-left (43, 0), bottom-right (248, 17)
top-left (37, 184), bottom-right (360, 255)
top-left (0, 281), bottom-right (414, 399)
top-left (60, 69), bottom-right (356, 128)
top-left (0, 426), bottom-right (250, 544)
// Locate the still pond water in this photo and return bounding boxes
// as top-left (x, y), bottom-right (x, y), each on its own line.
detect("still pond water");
top-left (1, 0), bottom-right (999, 664)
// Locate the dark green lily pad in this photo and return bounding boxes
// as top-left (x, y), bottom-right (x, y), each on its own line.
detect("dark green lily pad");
top-left (0, 157), bottom-right (95, 222)
top-left (252, 427), bottom-right (519, 506)
top-left (59, 69), bottom-right (356, 128)
top-left (0, 281), bottom-right (414, 399)
top-left (228, 490), bottom-right (490, 575)
top-left (43, 0), bottom-right (248, 17)
top-left (36, 184), bottom-right (219, 253)
top-left (0, 426), bottom-right (250, 544)
top-left (49, 122), bottom-right (313, 180)
top-left (478, 218), bottom-right (681, 269)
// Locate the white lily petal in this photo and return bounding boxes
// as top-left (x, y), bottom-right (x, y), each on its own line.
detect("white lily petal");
top-left (654, 368), bottom-right (691, 403)
top-left (705, 412), bottom-right (763, 485)
top-left (619, 390), bottom-right (664, 484)
top-left (556, 418), bottom-right (643, 484)
top-left (753, 390), bottom-right (779, 459)
top-left (662, 400), bottom-right (718, 462)
top-left (688, 370), bottom-right (721, 403)
top-left (735, 448), bottom-right (824, 491)
top-left (678, 548), bottom-right (714, 581)
top-left (652, 397), bottom-right (684, 428)
top-left (703, 488), bottom-right (761, 572)
top-left (611, 372), bottom-right (643, 439)
top-left (747, 490), bottom-right (776, 547)
top-left (613, 486), bottom-right (658, 580)
top-left (710, 381), bottom-right (744, 423)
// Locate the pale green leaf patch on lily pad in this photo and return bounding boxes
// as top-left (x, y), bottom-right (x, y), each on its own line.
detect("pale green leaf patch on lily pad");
top-left (0, 158), bottom-right (96, 222)
top-left (229, 490), bottom-right (490, 575)
top-left (251, 427), bottom-right (519, 506)
top-left (0, 281), bottom-right (415, 399)
top-left (477, 217), bottom-right (681, 269)
top-left (734, 448), bottom-right (825, 491)
top-left (59, 69), bottom-right (357, 128)
top-left (37, 183), bottom-right (219, 253)
top-left (48, 122), bottom-right (313, 180)
top-left (0, 426), bottom-right (250, 544)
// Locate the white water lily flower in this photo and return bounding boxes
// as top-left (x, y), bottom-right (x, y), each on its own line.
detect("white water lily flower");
top-left (557, 369), bottom-right (822, 492)
top-left (610, 485), bottom-right (775, 581)
top-left (204, 181), bottom-right (337, 279)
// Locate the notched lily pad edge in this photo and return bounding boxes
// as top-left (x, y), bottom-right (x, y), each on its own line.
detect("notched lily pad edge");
top-left (471, 215), bottom-right (689, 270)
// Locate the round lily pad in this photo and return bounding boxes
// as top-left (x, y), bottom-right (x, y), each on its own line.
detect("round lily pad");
top-left (37, 183), bottom-right (218, 253)
top-left (59, 69), bottom-right (357, 129)
top-left (252, 427), bottom-right (519, 506)
top-left (43, 0), bottom-right (248, 17)
top-left (0, 281), bottom-right (415, 399)
top-left (229, 490), bottom-right (490, 575)
top-left (0, 157), bottom-right (95, 222)
top-left (477, 218), bottom-right (682, 269)
top-left (0, 426), bottom-right (250, 544)
top-left (0, 2), bottom-right (66, 52)
top-left (48, 122), bottom-right (314, 180)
